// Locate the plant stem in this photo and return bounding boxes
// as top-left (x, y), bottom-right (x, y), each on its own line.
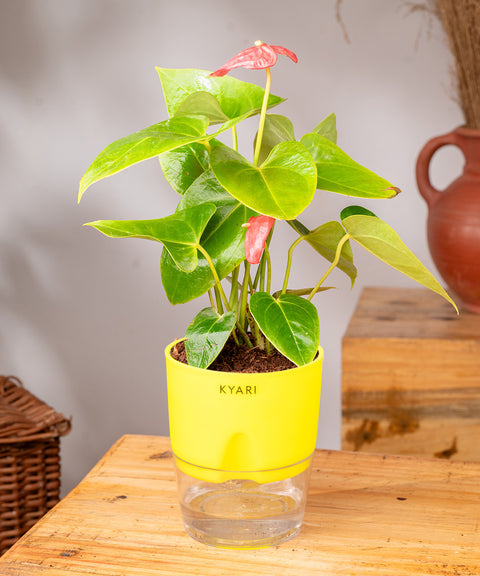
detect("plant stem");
top-left (264, 243), bottom-right (272, 294)
top-left (197, 244), bottom-right (230, 311)
top-left (239, 261), bottom-right (251, 330)
top-left (253, 67), bottom-right (272, 167)
top-left (208, 289), bottom-right (216, 310)
top-left (253, 264), bottom-right (261, 291)
top-left (199, 252), bottom-right (246, 347)
top-left (259, 254), bottom-right (266, 292)
top-left (229, 265), bottom-right (240, 312)
top-left (273, 287), bottom-right (324, 299)
top-left (201, 139), bottom-right (212, 154)
top-left (287, 218), bottom-right (310, 236)
top-left (281, 235), bottom-right (305, 294)
top-left (265, 336), bottom-right (272, 354)
top-left (232, 125), bottom-right (238, 151)
top-left (214, 286), bottom-right (224, 315)
top-left (235, 320), bottom-right (252, 348)
top-left (307, 234), bottom-right (351, 301)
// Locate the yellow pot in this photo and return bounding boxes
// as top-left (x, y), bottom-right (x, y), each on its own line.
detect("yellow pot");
top-left (166, 341), bottom-right (323, 483)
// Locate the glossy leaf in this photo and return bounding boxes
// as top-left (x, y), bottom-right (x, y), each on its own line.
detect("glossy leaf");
top-left (84, 203), bottom-right (216, 273)
top-left (341, 206), bottom-right (458, 310)
top-left (185, 308), bottom-right (236, 369)
top-left (159, 142), bottom-right (210, 194)
top-left (300, 132), bottom-right (400, 199)
top-left (174, 91), bottom-right (230, 125)
top-left (254, 114), bottom-right (295, 165)
top-left (312, 113), bottom-right (337, 143)
top-left (304, 221), bottom-right (357, 285)
top-left (178, 169), bottom-right (257, 231)
top-left (161, 170), bottom-right (255, 303)
top-left (249, 292), bottom-right (320, 366)
top-left (211, 141), bottom-right (317, 220)
top-left (157, 68), bottom-right (284, 124)
top-left (79, 115), bottom-right (209, 200)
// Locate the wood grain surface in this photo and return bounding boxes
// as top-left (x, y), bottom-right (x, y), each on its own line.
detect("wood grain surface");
top-left (1, 434), bottom-right (479, 575)
top-left (342, 287), bottom-right (480, 460)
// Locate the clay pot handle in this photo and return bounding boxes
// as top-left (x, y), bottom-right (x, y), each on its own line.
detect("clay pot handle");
top-left (415, 130), bottom-right (460, 208)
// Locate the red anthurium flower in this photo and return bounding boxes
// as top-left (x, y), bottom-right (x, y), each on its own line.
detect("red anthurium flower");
top-left (243, 215), bottom-right (275, 265)
top-left (210, 41), bottom-right (297, 77)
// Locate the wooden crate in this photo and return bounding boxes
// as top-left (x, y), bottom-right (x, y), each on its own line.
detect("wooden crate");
top-left (342, 287), bottom-right (480, 460)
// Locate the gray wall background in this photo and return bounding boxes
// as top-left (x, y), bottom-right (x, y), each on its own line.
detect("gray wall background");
top-left (1, 0), bottom-right (463, 494)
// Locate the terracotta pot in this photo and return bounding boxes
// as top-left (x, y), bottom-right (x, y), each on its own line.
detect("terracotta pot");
top-left (416, 126), bottom-right (480, 313)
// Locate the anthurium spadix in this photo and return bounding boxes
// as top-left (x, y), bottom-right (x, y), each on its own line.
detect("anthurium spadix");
top-left (79, 40), bottom-right (457, 369)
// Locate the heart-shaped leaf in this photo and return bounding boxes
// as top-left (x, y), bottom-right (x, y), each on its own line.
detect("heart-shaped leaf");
top-left (254, 114), bottom-right (295, 165)
top-left (159, 142), bottom-right (210, 194)
top-left (249, 292), bottom-right (320, 366)
top-left (178, 169), bottom-right (257, 236)
top-left (161, 253), bottom-right (217, 303)
top-left (185, 308), bottom-right (236, 369)
top-left (174, 91), bottom-right (230, 125)
top-left (79, 115), bottom-right (209, 200)
top-left (157, 68), bottom-right (284, 123)
top-left (211, 141), bottom-right (317, 220)
top-left (161, 171), bottom-right (255, 303)
top-left (312, 113), bottom-right (337, 143)
top-left (300, 132), bottom-right (400, 199)
top-left (341, 206), bottom-right (458, 310)
top-left (84, 203), bottom-right (216, 273)
top-left (304, 221), bottom-right (357, 285)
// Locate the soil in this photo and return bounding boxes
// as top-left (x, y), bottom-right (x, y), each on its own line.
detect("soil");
top-left (170, 336), bottom-right (296, 373)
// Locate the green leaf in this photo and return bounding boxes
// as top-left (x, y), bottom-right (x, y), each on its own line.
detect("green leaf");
top-left (304, 221), bottom-right (357, 285)
top-left (157, 68), bottom-right (284, 124)
top-left (312, 113), bottom-right (337, 143)
top-left (254, 114), bottom-right (295, 165)
top-left (161, 252), bottom-right (214, 303)
top-left (211, 141), bottom-right (317, 220)
top-left (160, 170), bottom-right (255, 303)
top-left (84, 203), bottom-right (216, 273)
top-left (300, 132), bottom-right (400, 199)
top-left (159, 142), bottom-right (210, 194)
top-left (174, 91), bottom-right (230, 125)
top-left (341, 206), bottom-right (458, 310)
top-left (185, 308), bottom-right (236, 369)
top-left (79, 115), bottom-right (209, 200)
top-left (249, 292), bottom-right (320, 366)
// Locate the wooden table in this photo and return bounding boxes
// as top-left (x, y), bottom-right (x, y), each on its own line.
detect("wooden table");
top-left (1, 435), bottom-right (479, 575)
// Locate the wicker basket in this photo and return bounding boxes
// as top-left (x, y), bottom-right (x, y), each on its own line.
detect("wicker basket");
top-left (0, 375), bottom-right (71, 555)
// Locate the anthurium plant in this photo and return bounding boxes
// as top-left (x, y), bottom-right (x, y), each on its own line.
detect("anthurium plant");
top-left (79, 41), bottom-right (456, 369)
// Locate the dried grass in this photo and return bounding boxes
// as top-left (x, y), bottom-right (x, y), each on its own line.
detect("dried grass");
top-left (337, 0), bottom-right (480, 127)
top-left (409, 0), bottom-right (480, 128)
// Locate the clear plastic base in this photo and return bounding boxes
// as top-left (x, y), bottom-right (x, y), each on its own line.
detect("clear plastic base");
top-left (174, 456), bottom-right (312, 549)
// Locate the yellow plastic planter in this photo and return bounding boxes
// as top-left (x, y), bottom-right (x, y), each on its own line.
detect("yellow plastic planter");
top-left (166, 341), bottom-right (323, 483)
